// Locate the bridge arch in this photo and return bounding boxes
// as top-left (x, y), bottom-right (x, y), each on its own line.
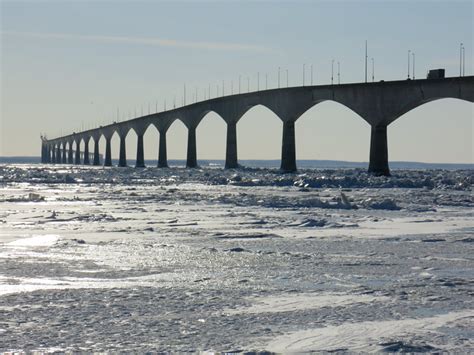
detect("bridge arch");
top-left (295, 100), bottom-right (370, 163)
top-left (389, 97), bottom-right (474, 125)
top-left (166, 117), bottom-right (189, 167)
top-left (195, 110), bottom-right (227, 165)
top-left (236, 103), bottom-right (283, 124)
top-left (237, 104), bottom-right (282, 165)
top-left (141, 123), bottom-right (160, 166)
top-left (389, 98), bottom-right (473, 164)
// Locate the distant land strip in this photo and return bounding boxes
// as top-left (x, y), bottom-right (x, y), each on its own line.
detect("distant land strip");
top-left (0, 157), bottom-right (472, 170)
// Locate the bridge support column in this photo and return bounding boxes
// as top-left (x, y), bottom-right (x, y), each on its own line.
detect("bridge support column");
top-left (368, 124), bottom-right (390, 176)
top-left (51, 147), bottom-right (55, 164)
top-left (61, 145), bottom-right (67, 164)
top-left (225, 122), bottom-right (238, 169)
top-left (280, 120), bottom-right (297, 172)
top-left (136, 133), bottom-right (145, 168)
top-left (75, 141), bottom-right (81, 165)
top-left (56, 145), bottom-right (62, 164)
top-left (41, 144), bottom-right (46, 163)
top-left (118, 135), bottom-right (127, 167)
top-left (186, 127), bottom-right (197, 168)
top-left (83, 138), bottom-right (90, 165)
top-left (68, 143), bottom-right (73, 164)
top-left (158, 131), bottom-right (168, 168)
top-left (93, 139), bottom-right (100, 166)
top-left (104, 137), bottom-right (112, 166)
top-left (47, 146), bottom-right (52, 163)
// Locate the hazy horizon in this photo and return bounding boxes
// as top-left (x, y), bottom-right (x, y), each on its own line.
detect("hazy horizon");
top-left (1, 1), bottom-right (473, 163)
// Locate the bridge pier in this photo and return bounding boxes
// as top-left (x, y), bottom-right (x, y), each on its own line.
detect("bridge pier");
top-left (225, 122), bottom-right (238, 169)
top-left (158, 131), bottom-right (168, 168)
top-left (68, 143), bottom-right (73, 164)
top-left (61, 145), bottom-right (67, 164)
top-left (56, 145), bottom-right (62, 164)
top-left (47, 146), bottom-right (52, 163)
top-left (186, 127), bottom-right (197, 168)
top-left (43, 144), bottom-right (48, 164)
top-left (41, 144), bottom-right (46, 163)
top-left (368, 124), bottom-right (390, 176)
top-left (93, 139), bottom-right (101, 166)
top-left (75, 141), bottom-right (81, 165)
top-left (83, 138), bottom-right (90, 165)
top-left (136, 133), bottom-right (145, 168)
top-left (104, 137), bottom-right (112, 166)
top-left (51, 146), bottom-right (55, 164)
top-left (280, 120), bottom-right (297, 172)
top-left (118, 135), bottom-right (127, 167)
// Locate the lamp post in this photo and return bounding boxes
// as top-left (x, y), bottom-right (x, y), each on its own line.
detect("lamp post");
top-left (278, 67), bottom-right (281, 88)
top-left (407, 50), bottom-right (411, 79)
top-left (365, 40), bottom-right (368, 83)
top-left (331, 59), bottom-right (334, 85)
top-left (371, 58), bottom-right (374, 82)
top-left (303, 64), bottom-right (305, 86)
top-left (337, 61), bottom-right (340, 84)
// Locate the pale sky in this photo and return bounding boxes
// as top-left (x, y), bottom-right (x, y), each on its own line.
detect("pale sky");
top-left (1, 0), bottom-right (473, 163)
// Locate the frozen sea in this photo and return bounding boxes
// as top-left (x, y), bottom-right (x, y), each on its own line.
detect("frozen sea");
top-left (0, 163), bottom-right (473, 352)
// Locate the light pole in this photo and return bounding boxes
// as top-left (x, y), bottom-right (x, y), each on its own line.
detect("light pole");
top-left (371, 58), bottom-right (374, 82)
top-left (337, 61), bottom-right (340, 84)
top-left (286, 69), bottom-right (289, 87)
top-left (407, 50), bottom-right (411, 79)
top-left (278, 67), bottom-right (281, 88)
top-left (247, 77), bottom-right (250, 92)
top-left (463, 45), bottom-right (465, 76)
top-left (331, 59), bottom-right (334, 85)
top-left (303, 64), bottom-right (305, 86)
top-left (257, 72), bottom-right (260, 91)
top-left (365, 40), bottom-right (368, 83)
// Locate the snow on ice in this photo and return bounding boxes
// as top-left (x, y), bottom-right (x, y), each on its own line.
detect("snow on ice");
top-left (0, 164), bottom-right (473, 352)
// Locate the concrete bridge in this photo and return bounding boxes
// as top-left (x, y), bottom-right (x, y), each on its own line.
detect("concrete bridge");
top-left (41, 76), bottom-right (473, 176)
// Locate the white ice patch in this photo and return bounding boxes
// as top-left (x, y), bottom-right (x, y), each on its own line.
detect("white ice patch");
top-left (7, 234), bottom-right (60, 247)
top-left (0, 273), bottom-right (178, 296)
top-left (224, 293), bottom-right (390, 315)
top-left (265, 309), bottom-right (474, 352)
